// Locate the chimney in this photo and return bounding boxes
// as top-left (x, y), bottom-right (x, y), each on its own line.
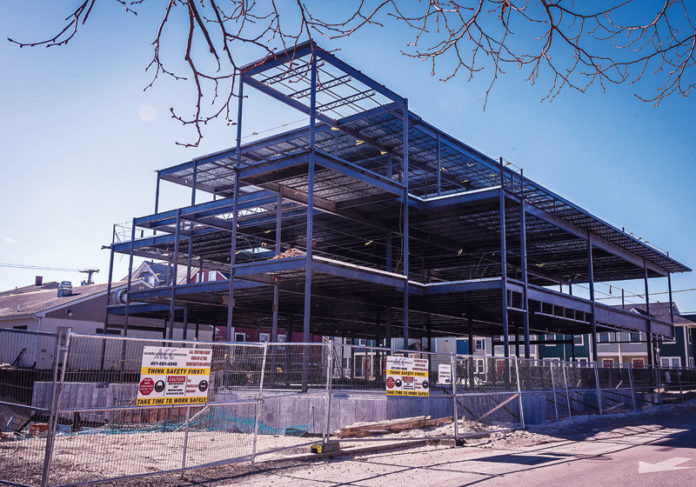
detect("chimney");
top-left (35, 276), bottom-right (43, 286)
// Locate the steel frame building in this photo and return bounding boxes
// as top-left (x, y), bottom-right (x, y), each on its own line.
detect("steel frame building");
top-left (104, 41), bottom-right (690, 365)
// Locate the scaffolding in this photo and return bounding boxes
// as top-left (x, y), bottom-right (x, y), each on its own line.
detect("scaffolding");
top-left (104, 41), bottom-right (690, 366)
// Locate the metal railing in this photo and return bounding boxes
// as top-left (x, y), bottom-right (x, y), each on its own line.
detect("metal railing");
top-left (1, 328), bottom-right (695, 487)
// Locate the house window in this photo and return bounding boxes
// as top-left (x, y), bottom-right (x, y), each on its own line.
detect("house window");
top-left (475, 339), bottom-right (484, 351)
top-left (660, 357), bottom-right (681, 367)
top-left (259, 333), bottom-right (270, 342)
top-left (688, 329), bottom-right (693, 344)
top-left (598, 332), bottom-right (612, 343)
top-left (234, 332), bottom-right (246, 342)
top-left (475, 358), bottom-right (485, 374)
top-left (278, 334), bottom-right (286, 343)
top-left (690, 357), bottom-right (695, 369)
top-left (629, 332), bottom-right (641, 342)
top-left (602, 359), bottom-right (614, 368)
top-left (573, 335), bottom-right (584, 346)
top-left (544, 334), bottom-right (555, 346)
top-left (632, 358), bottom-right (645, 369)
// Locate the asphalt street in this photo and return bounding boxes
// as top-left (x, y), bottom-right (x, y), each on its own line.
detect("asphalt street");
top-left (224, 405), bottom-right (696, 486)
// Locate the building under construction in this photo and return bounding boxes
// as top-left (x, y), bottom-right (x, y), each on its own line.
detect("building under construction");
top-left (104, 41), bottom-right (690, 365)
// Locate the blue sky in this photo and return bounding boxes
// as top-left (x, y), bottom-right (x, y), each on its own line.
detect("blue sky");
top-left (1, 2), bottom-right (694, 311)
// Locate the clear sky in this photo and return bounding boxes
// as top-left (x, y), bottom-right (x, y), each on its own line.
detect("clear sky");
top-left (1, 2), bottom-right (694, 311)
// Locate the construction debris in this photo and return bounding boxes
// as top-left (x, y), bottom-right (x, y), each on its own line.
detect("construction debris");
top-left (271, 248), bottom-right (305, 259)
top-left (335, 415), bottom-right (452, 438)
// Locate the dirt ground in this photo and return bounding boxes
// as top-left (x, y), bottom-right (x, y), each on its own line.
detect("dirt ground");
top-left (2, 401), bottom-right (694, 486)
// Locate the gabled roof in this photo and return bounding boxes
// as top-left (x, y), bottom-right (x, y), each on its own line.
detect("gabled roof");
top-left (126, 261), bottom-right (190, 286)
top-left (617, 302), bottom-right (696, 326)
top-left (0, 280), bottom-right (135, 319)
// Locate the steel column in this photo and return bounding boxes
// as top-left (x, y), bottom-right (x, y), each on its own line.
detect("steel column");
top-left (436, 132), bottom-right (441, 196)
top-left (644, 261), bottom-right (654, 366)
top-left (123, 219), bottom-right (136, 337)
top-left (167, 209), bottom-right (181, 340)
top-left (588, 233), bottom-right (597, 362)
top-left (301, 54), bottom-right (318, 392)
top-left (154, 171), bottom-right (161, 214)
top-left (520, 202), bottom-right (530, 358)
top-left (402, 100), bottom-right (410, 346)
top-left (191, 160), bottom-right (198, 206)
top-left (499, 160), bottom-right (509, 358)
top-left (226, 77), bottom-right (244, 344)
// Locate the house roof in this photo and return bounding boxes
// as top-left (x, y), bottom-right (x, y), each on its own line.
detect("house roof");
top-left (0, 281), bottom-right (60, 297)
top-left (0, 281), bottom-right (124, 319)
top-left (126, 261), bottom-right (190, 285)
top-left (617, 302), bottom-right (696, 326)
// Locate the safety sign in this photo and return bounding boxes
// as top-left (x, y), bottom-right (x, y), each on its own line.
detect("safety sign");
top-left (136, 347), bottom-right (212, 406)
top-left (385, 356), bottom-right (430, 397)
top-left (437, 363), bottom-right (452, 385)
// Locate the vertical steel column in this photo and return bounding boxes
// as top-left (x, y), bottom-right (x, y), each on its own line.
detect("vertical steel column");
top-left (226, 77), bottom-right (244, 345)
top-left (272, 193), bottom-right (282, 343)
top-left (427, 315), bottom-right (432, 352)
top-left (154, 171), bottom-right (161, 214)
top-left (436, 133), bottom-right (441, 196)
top-left (467, 317), bottom-right (474, 387)
top-left (191, 160), bottom-right (198, 206)
top-left (100, 248), bottom-right (115, 370)
top-left (301, 53), bottom-right (318, 392)
top-left (644, 260), bottom-right (654, 366)
top-left (168, 209), bottom-right (181, 340)
top-left (499, 159), bottom-right (509, 358)
top-left (102, 248), bottom-right (114, 330)
top-left (386, 233), bottom-right (392, 350)
top-left (402, 100), bottom-right (410, 346)
top-left (520, 202), bottom-right (530, 358)
top-left (123, 219), bottom-right (136, 337)
top-left (588, 233), bottom-right (597, 362)
top-left (182, 305), bottom-right (188, 340)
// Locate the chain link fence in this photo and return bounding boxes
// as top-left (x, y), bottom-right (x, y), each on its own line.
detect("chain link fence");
top-left (1, 328), bottom-right (696, 486)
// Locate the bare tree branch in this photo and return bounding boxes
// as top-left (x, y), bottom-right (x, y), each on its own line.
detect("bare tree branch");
top-left (9, 0), bottom-right (696, 146)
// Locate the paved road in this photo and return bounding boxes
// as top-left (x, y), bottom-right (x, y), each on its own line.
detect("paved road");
top-left (224, 405), bottom-right (696, 487)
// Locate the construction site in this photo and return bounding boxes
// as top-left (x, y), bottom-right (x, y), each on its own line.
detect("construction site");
top-left (105, 41), bottom-right (689, 364)
top-left (2, 42), bottom-right (696, 487)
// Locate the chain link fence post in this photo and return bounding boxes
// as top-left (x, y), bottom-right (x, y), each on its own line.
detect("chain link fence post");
top-left (655, 363), bottom-right (662, 405)
top-left (514, 357), bottom-right (525, 429)
top-left (550, 361), bottom-right (559, 421)
top-left (252, 342), bottom-right (269, 464)
top-left (562, 361), bottom-right (572, 419)
top-left (627, 363), bottom-right (637, 412)
top-left (322, 341), bottom-right (334, 446)
top-left (41, 327), bottom-right (72, 487)
top-left (180, 406), bottom-right (192, 477)
top-left (450, 353), bottom-right (459, 443)
top-left (677, 366), bottom-right (684, 402)
top-left (593, 361), bottom-right (603, 415)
